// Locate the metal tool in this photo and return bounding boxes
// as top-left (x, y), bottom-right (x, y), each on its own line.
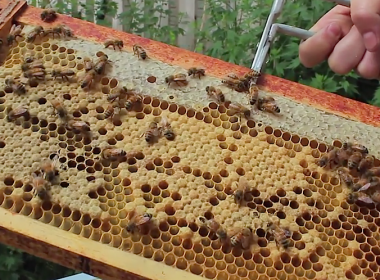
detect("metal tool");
top-left (251, 0), bottom-right (351, 76)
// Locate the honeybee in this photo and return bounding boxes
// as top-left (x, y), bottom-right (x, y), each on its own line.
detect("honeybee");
top-left (50, 99), bottom-right (67, 119)
top-left (24, 68), bottom-right (46, 80)
top-left (159, 116), bottom-right (175, 141)
top-left (317, 147), bottom-right (339, 169)
top-left (188, 67), bottom-right (206, 79)
top-left (21, 60), bottom-right (45, 72)
top-left (165, 74), bottom-right (188, 87)
top-left (107, 87), bottom-right (130, 103)
top-left (41, 8), bottom-right (57, 22)
top-left (199, 217), bottom-right (230, 244)
top-left (206, 86), bottom-right (225, 103)
top-left (83, 57), bottom-right (94, 72)
top-left (243, 70), bottom-right (261, 84)
top-left (133, 44), bottom-right (148, 60)
top-left (257, 96), bottom-right (280, 114)
top-left (51, 69), bottom-right (76, 81)
top-left (102, 147), bottom-right (127, 160)
top-left (228, 103), bottom-right (251, 122)
top-left (232, 177), bottom-right (250, 204)
top-left (124, 94), bottom-right (142, 111)
top-left (7, 105), bottom-right (29, 121)
top-left (94, 54), bottom-right (111, 75)
top-left (80, 69), bottom-right (97, 89)
top-left (365, 167), bottom-right (380, 177)
top-left (268, 221), bottom-right (291, 249)
top-left (40, 154), bottom-right (60, 181)
top-left (231, 227), bottom-right (253, 249)
top-left (7, 24), bottom-right (23, 46)
top-left (104, 39), bottom-right (124, 50)
top-left (248, 82), bottom-right (259, 106)
top-left (126, 211), bottom-right (153, 233)
top-left (337, 168), bottom-right (353, 189)
top-left (43, 26), bottom-right (63, 39)
top-left (104, 104), bottom-right (119, 120)
top-left (347, 152), bottom-right (363, 170)
top-left (336, 147), bottom-right (352, 166)
top-left (222, 74), bottom-right (247, 92)
top-left (26, 26), bottom-right (44, 42)
top-left (23, 52), bottom-right (35, 63)
top-left (30, 173), bottom-right (48, 199)
top-left (4, 78), bottom-right (26, 94)
top-left (347, 191), bottom-right (380, 205)
top-left (358, 155), bottom-right (375, 173)
top-left (342, 142), bottom-right (368, 155)
top-left (66, 119), bottom-right (91, 133)
top-left (59, 25), bottom-right (73, 37)
top-left (352, 176), bottom-right (374, 192)
top-left (141, 121), bottom-right (161, 143)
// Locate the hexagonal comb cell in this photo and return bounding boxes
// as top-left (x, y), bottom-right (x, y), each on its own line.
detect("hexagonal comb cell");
top-left (1, 21), bottom-right (380, 280)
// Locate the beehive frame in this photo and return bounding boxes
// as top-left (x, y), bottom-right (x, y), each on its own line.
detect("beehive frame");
top-left (1, 2), bottom-right (380, 280)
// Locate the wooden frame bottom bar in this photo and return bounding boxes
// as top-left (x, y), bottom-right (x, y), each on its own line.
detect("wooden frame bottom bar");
top-left (0, 208), bottom-right (204, 280)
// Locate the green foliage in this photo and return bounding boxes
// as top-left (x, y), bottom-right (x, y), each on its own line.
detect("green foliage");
top-left (194, 0), bottom-right (367, 101)
top-left (0, 243), bottom-right (76, 280)
top-left (117, 0), bottom-right (186, 46)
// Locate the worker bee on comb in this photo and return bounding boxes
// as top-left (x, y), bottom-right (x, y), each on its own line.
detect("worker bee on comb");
top-left (133, 44), bottom-right (148, 60)
top-left (165, 74), bottom-right (188, 87)
top-left (7, 24), bottom-right (23, 46)
top-left (188, 67), bottom-right (205, 79)
top-left (257, 96), bottom-right (280, 114)
top-left (51, 69), bottom-right (76, 82)
top-left (102, 147), bottom-right (127, 161)
top-left (26, 26), bottom-right (44, 43)
top-left (126, 210), bottom-right (154, 234)
top-left (41, 8), bottom-right (57, 22)
top-left (104, 39), bottom-right (124, 50)
top-left (4, 78), bottom-right (26, 95)
top-left (206, 86), bottom-right (225, 103)
top-left (231, 227), bottom-right (253, 249)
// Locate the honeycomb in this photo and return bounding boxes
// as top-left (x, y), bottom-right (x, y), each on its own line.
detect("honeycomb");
top-left (1, 22), bottom-right (380, 280)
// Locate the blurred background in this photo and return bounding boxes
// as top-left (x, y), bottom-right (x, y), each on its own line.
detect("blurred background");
top-left (1, 1), bottom-right (380, 279)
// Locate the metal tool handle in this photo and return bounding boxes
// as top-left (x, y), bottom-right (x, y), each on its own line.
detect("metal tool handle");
top-left (251, 0), bottom-right (351, 74)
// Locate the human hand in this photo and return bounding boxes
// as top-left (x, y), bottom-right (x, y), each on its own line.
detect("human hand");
top-left (299, 1), bottom-right (380, 79)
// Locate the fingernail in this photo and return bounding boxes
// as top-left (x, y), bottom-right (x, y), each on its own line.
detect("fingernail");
top-left (326, 22), bottom-right (341, 38)
top-left (363, 31), bottom-right (379, 52)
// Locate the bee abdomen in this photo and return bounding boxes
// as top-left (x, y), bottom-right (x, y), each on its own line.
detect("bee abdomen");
top-left (140, 51), bottom-right (147, 60)
top-left (125, 101), bottom-right (133, 110)
top-left (145, 132), bottom-right (154, 143)
top-left (164, 131), bottom-right (175, 141)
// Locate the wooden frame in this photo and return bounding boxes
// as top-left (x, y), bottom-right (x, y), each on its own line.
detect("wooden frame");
top-left (1, 2), bottom-right (380, 280)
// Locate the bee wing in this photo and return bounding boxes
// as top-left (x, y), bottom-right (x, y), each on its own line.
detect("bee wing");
top-left (358, 183), bottom-right (373, 192)
top-left (358, 196), bottom-right (374, 204)
top-left (159, 116), bottom-right (170, 127)
top-left (10, 24), bottom-right (17, 34)
top-left (174, 74), bottom-right (187, 80)
top-left (135, 215), bottom-right (151, 226)
top-left (241, 235), bottom-right (251, 249)
top-left (238, 177), bottom-right (249, 191)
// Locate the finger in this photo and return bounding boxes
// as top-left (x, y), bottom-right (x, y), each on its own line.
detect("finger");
top-left (351, 0), bottom-right (380, 51)
top-left (299, 22), bottom-right (343, 68)
top-left (328, 26), bottom-right (366, 74)
top-left (309, 5), bottom-right (352, 34)
top-left (356, 50), bottom-right (380, 79)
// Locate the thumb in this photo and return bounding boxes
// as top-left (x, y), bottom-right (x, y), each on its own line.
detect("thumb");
top-left (351, 0), bottom-right (380, 52)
